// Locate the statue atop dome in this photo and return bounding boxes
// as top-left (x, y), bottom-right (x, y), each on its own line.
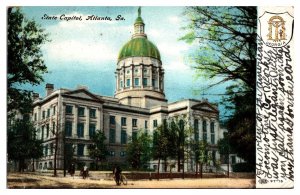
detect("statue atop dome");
top-left (138, 6), bottom-right (141, 17)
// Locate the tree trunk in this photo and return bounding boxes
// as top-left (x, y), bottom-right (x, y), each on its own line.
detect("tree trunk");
top-left (227, 153), bottom-right (230, 178)
top-left (157, 158), bottom-right (161, 180)
top-left (182, 156), bottom-right (185, 179)
top-left (200, 162), bottom-right (203, 178)
top-left (177, 153), bottom-right (180, 172)
top-left (19, 159), bottom-right (25, 172)
top-left (53, 136), bottom-right (58, 177)
top-left (32, 159), bottom-right (35, 172)
top-left (196, 162), bottom-right (198, 178)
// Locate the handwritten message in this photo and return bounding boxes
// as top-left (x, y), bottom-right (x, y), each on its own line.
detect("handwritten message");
top-left (256, 35), bottom-right (294, 187)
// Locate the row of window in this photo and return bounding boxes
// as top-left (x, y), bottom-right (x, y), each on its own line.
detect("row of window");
top-left (109, 151), bottom-right (126, 157)
top-left (194, 119), bottom-right (216, 144)
top-left (120, 78), bottom-right (157, 88)
top-left (65, 121), bottom-right (96, 138)
top-left (109, 116), bottom-right (148, 129)
top-left (35, 106), bottom-right (56, 121)
top-left (41, 122), bottom-right (56, 140)
top-left (65, 105), bottom-right (96, 118)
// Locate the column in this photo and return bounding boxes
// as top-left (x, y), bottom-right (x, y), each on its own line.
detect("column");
top-left (96, 107), bottom-right (101, 130)
top-left (199, 117), bottom-right (203, 141)
top-left (157, 67), bottom-right (160, 91)
top-left (73, 105), bottom-right (78, 138)
top-left (115, 72), bottom-right (119, 91)
top-left (149, 65), bottom-right (153, 89)
top-left (141, 64), bottom-right (144, 89)
top-left (85, 106), bottom-right (90, 139)
top-left (206, 118), bottom-right (211, 144)
top-left (122, 66), bottom-right (125, 90)
top-left (215, 120), bottom-right (219, 144)
top-left (131, 64), bottom-right (134, 89)
top-left (161, 71), bottom-right (164, 92)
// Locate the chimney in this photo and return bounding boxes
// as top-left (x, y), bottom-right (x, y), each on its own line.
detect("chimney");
top-left (45, 83), bottom-right (54, 96)
top-left (33, 93), bottom-right (39, 100)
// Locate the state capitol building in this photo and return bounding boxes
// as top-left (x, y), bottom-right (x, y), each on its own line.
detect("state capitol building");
top-left (32, 8), bottom-right (224, 172)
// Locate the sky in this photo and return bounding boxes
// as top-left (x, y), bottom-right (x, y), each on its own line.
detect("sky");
top-left (19, 6), bottom-right (230, 119)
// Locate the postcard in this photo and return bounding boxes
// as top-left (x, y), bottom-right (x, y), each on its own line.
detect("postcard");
top-left (4, 2), bottom-right (295, 189)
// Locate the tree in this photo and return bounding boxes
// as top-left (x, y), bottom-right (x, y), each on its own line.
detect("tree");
top-left (181, 6), bottom-right (256, 164)
top-left (7, 118), bottom-right (43, 172)
top-left (126, 130), bottom-right (152, 170)
top-left (88, 130), bottom-right (109, 170)
top-left (194, 140), bottom-right (211, 178)
top-left (152, 122), bottom-right (169, 179)
top-left (217, 131), bottom-right (232, 177)
top-left (7, 7), bottom-right (48, 116)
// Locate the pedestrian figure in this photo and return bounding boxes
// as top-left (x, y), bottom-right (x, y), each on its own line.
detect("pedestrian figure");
top-left (69, 163), bottom-right (75, 178)
top-left (82, 164), bottom-right (88, 179)
top-left (113, 165), bottom-right (122, 185)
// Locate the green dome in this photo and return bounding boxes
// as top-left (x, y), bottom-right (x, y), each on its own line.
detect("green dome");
top-left (135, 16), bottom-right (144, 24)
top-left (118, 37), bottom-right (161, 61)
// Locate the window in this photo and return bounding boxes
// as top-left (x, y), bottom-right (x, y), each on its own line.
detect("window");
top-left (152, 79), bottom-right (156, 87)
top-left (52, 122), bottom-right (55, 135)
top-left (121, 129), bottom-right (127, 144)
top-left (126, 70), bottom-right (130, 74)
top-left (53, 106), bottom-right (56, 115)
top-left (120, 151), bottom-right (126, 157)
top-left (211, 134), bottom-right (215, 144)
top-left (47, 109), bottom-right (50, 117)
top-left (154, 120), bottom-right (158, 127)
top-left (210, 122), bottom-right (215, 133)
top-left (65, 121), bottom-right (72, 137)
top-left (210, 122), bottom-right (215, 144)
top-left (194, 119), bottom-right (199, 141)
top-left (42, 111), bottom-right (45, 119)
top-left (126, 79), bottom-right (130, 87)
top-left (109, 151), bottom-right (115, 156)
top-left (66, 105), bottom-right (73, 114)
top-left (143, 68), bottom-right (147, 74)
top-left (78, 107), bottom-right (85, 117)
top-left (121, 117), bottom-right (127, 126)
top-left (120, 80), bottom-right (123, 88)
top-left (135, 69), bottom-right (139, 73)
top-left (90, 108), bottom-right (96, 118)
top-left (46, 124), bottom-right (50, 138)
top-left (41, 126), bottom-right (44, 140)
top-left (77, 144), bottom-right (85, 156)
top-left (45, 145), bottom-right (48, 156)
top-left (110, 116), bottom-right (116, 125)
top-left (203, 120), bottom-right (207, 142)
top-left (134, 78), bottom-right (139, 86)
top-left (77, 123), bottom-right (84, 138)
top-left (89, 124), bottom-right (96, 138)
top-left (34, 113), bottom-right (37, 121)
top-left (109, 129), bottom-right (116, 143)
top-left (50, 143), bottom-right (53, 155)
top-left (132, 131), bottom-right (137, 141)
top-left (143, 78), bottom-right (148, 86)
top-left (145, 120), bottom-right (148, 129)
top-left (132, 119), bottom-right (137, 127)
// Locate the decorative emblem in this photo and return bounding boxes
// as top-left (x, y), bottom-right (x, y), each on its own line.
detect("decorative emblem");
top-left (259, 12), bottom-right (294, 47)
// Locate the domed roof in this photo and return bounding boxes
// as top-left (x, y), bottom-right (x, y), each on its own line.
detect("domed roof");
top-left (118, 37), bottom-right (161, 61)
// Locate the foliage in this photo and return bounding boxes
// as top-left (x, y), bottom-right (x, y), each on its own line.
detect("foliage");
top-left (7, 7), bottom-right (48, 115)
top-left (7, 118), bottom-right (43, 171)
top-left (181, 6), bottom-right (257, 90)
top-left (182, 6), bottom-right (257, 165)
top-left (88, 130), bottom-right (109, 170)
top-left (232, 162), bottom-right (255, 172)
top-left (126, 130), bottom-right (152, 170)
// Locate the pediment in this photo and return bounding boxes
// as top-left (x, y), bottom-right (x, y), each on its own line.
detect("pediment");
top-left (62, 89), bottom-right (103, 103)
top-left (191, 102), bottom-right (218, 113)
